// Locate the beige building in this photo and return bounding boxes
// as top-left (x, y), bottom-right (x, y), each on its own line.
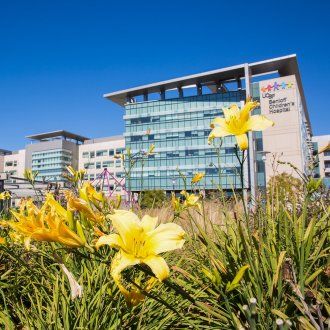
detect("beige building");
top-left (3, 149), bottom-right (26, 179)
top-left (0, 149), bottom-right (11, 173)
top-left (256, 74), bottom-right (313, 182)
top-left (312, 135), bottom-right (330, 181)
top-left (78, 136), bottom-right (126, 197)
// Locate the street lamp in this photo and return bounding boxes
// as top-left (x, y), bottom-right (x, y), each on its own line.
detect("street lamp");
top-left (172, 178), bottom-right (176, 191)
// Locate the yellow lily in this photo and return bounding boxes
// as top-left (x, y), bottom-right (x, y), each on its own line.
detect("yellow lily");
top-left (181, 190), bottom-right (201, 210)
top-left (23, 169), bottom-right (38, 184)
top-left (171, 193), bottom-right (181, 213)
top-left (0, 191), bottom-right (11, 200)
top-left (79, 182), bottom-right (104, 205)
top-left (65, 191), bottom-right (104, 223)
top-left (208, 99), bottom-right (274, 150)
top-left (95, 210), bottom-right (185, 303)
top-left (65, 166), bottom-right (86, 184)
top-left (191, 172), bottom-right (205, 184)
top-left (8, 199), bottom-right (85, 248)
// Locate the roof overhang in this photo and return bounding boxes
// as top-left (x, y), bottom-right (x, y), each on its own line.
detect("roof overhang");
top-left (26, 130), bottom-right (89, 142)
top-left (104, 54), bottom-right (310, 130)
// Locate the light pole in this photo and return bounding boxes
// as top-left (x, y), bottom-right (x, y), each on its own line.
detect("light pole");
top-left (172, 178), bottom-right (176, 192)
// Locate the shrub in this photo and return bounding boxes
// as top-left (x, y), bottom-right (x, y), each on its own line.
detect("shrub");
top-left (139, 189), bottom-right (167, 209)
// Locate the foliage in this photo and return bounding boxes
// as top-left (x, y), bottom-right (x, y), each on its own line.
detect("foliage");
top-left (0, 174), bottom-right (329, 329)
top-left (139, 189), bottom-right (167, 209)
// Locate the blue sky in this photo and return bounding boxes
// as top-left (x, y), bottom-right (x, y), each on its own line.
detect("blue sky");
top-left (0, 0), bottom-right (329, 150)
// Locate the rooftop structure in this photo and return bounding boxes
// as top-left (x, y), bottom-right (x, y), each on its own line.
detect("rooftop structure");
top-left (26, 130), bottom-right (89, 143)
top-left (0, 149), bottom-right (11, 156)
top-left (104, 54), bottom-right (310, 132)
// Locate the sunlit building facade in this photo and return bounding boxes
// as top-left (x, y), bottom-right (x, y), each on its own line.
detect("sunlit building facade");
top-left (78, 136), bottom-right (126, 196)
top-left (25, 131), bottom-right (87, 183)
top-left (105, 55), bottom-right (313, 194)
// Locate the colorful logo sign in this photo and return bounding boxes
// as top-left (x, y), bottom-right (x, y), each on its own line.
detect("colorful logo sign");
top-left (260, 81), bottom-right (294, 93)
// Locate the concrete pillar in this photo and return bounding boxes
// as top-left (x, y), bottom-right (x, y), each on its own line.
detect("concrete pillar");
top-left (244, 63), bottom-right (257, 204)
top-left (160, 89), bottom-right (165, 100)
top-left (237, 77), bottom-right (242, 90)
top-left (196, 83), bottom-right (202, 96)
top-left (178, 86), bottom-right (183, 98)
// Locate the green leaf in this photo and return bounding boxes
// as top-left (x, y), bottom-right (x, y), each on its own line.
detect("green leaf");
top-left (305, 268), bottom-right (324, 285)
top-left (226, 265), bottom-right (249, 292)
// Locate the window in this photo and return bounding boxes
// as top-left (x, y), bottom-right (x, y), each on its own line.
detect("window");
top-left (96, 162), bottom-right (101, 169)
top-left (205, 150), bottom-right (217, 156)
top-left (167, 152), bottom-right (179, 157)
top-left (89, 174), bottom-right (95, 181)
top-left (185, 150), bottom-right (199, 156)
top-left (148, 135), bottom-right (155, 141)
top-left (96, 150), bottom-right (107, 157)
top-left (325, 161), bottom-right (330, 169)
top-left (84, 162), bottom-right (95, 169)
top-left (103, 161), bottom-right (114, 168)
top-left (131, 117), bottom-right (151, 124)
top-left (116, 148), bottom-right (125, 154)
top-left (225, 147), bottom-right (236, 154)
top-left (82, 152), bottom-right (89, 158)
top-left (185, 131), bottom-right (192, 137)
top-left (131, 136), bottom-right (142, 142)
top-left (109, 149), bottom-right (114, 156)
top-left (206, 168), bottom-right (218, 175)
top-left (115, 160), bottom-right (122, 167)
top-left (257, 161), bottom-right (265, 172)
top-left (324, 151), bottom-right (330, 157)
top-left (90, 151), bottom-right (95, 158)
top-left (255, 138), bottom-right (263, 152)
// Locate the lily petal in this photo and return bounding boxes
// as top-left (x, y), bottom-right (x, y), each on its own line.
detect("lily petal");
top-left (111, 250), bottom-right (140, 278)
top-left (224, 104), bottom-right (240, 120)
top-left (240, 100), bottom-right (259, 122)
top-left (235, 134), bottom-right (249, 150)
top-left (140, 215), bottom-right (158, 232)
top-left (146, 223), bottom-right (185, 254)
top-left (95, 233), bottom-right (124, 250)
top-left (109, 210), bottom-right (142, 246)
top-left (210, 117), bottom-right (227, 129)
top-left (209, 126), bottom-right (232, 140)
top-left (246, 115), bottom-right (274, 131)
top-left (143, 255), bottom-right (169, 281)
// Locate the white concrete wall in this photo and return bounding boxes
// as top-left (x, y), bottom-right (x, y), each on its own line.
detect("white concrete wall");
top-left (78, 136), bottom-right (126, 196)
top-left (259, 75), bottom-right (312, 180)
top-left (312, 135), bottom-right (330, 178)
top-left (3, 149), bottom-right (26, 178)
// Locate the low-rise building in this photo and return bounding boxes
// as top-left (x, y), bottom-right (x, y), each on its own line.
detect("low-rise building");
top-left (3, 149), bottom-right (26, 179)
top-left (0, 149), bottom-right (12, 173)
top-left (78, 136), bottom-right (126, 197)
top-left (312, 135), bottom-right (330, 188)
top-left (25, 130), bottom-right (87, 184)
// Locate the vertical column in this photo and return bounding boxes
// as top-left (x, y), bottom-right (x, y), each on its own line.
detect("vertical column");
top-left (244, 63), bottom-right (257, 204)
top-left (196, 83), bottom-right (202, 96)
top-left (178, 86), bottom-right (183, 98)
top-left (143, 92), bottom-right (148, 102)
top-left (160, 89), bottom-right (165, 101)
top-left (237, 77), bottom-right (242, 90)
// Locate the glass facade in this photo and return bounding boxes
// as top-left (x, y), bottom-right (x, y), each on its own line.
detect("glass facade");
top-left (31, 149), bottom-right (72, 181)
top-left (124, 91), bottom-right (247, 192)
